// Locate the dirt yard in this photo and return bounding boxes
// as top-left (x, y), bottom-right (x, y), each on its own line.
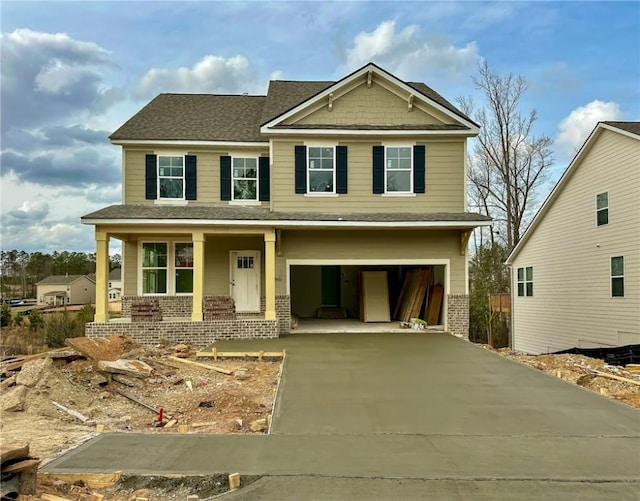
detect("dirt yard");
top-left (1, 335), bottom-right (282, 500)
top-left (489, 347), bottom-right (640, 409)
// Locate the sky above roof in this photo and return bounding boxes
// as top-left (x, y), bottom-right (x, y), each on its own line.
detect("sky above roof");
top-left (1, 0), bottom-right (639, 253)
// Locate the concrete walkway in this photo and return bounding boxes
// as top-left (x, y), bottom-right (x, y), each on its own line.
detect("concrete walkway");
top-left (44, 333), bottom-right (640, 499)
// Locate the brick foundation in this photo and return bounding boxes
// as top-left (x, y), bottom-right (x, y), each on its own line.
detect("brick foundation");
top-left (447, 294), bottom-right (469, 340)
top-left (85, 318), bottom-right (278, 345)
top-left (122, 296), bottom-right (193, 317)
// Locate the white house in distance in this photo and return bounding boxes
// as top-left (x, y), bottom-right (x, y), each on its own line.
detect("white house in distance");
top-left (506, 121), bottom-right (639, 354)
top-left (36, 274), bottom-right (96, 306)
top-left (108, 268), bottom-right (122, 301)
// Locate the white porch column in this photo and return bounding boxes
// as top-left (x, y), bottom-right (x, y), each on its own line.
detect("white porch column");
top-left (94, 230), bottom-right (109, 323)
top-left (264, 230), bottom-right (276, 321)
top-left (191, 232), bottom-right (205, 321)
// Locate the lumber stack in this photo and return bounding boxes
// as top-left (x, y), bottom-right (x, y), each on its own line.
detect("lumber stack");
top-left (1, 443), bottom-right (40, 498)
top-left (204, 296), bottom-right (236, 320)
top-left (394, 268), bottom-right (432, 322)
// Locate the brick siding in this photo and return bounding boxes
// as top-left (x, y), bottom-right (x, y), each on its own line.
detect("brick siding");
top-left (447, 294), bottom-right (469, 340)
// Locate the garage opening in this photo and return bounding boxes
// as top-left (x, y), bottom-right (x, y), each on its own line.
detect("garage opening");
top-left (289, 264), bottom-right (447, 332)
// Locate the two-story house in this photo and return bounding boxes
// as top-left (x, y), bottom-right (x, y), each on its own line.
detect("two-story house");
top-left (506, 121), bottom-right (639, 354)
top-left (82, 63), bottom-right (491, 343)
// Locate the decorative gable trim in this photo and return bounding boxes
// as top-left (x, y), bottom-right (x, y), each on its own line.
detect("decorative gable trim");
top-left (260, 63), bottom-right (479, 134)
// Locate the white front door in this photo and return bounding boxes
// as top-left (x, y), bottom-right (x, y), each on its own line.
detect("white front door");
top-left (230, 251), bottom-right (260, 312)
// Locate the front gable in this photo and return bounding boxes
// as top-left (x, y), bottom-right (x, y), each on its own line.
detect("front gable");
top-left (262, 63), bottom-right (478, 135)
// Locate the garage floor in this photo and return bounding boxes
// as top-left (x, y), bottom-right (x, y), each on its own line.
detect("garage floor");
top-left (44, 333), bottom-right (640, 499)
top-left (293, 318), bottom-right (445, 333)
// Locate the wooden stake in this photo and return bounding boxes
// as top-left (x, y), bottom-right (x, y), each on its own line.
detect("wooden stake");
top-left (96, 424), bottom-right (105, 433)
top-left (166, 356), bottom-right (232, 375)
top-left (228, 472), bottom-right (240, 490)
top-left (52, 401), bottom-right (90, 423)
top-left (178, 424), bottom-right (189, 433)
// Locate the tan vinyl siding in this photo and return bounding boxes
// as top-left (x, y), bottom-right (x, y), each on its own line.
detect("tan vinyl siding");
top-left (123, 239), bottom-right (138, 295)
top-left (271, 138), bottom-right (465, 213)
top-left (512, 129), bottom-right (640, 354)
top-left (290, 83), bottom-right (446, 126)
top-left (123, 146), bottom-right (269, 206)
top-left (276, 229), bottom-right (466, 295)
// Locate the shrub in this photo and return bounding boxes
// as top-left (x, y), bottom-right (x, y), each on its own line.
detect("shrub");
top-left (45, 311), bottom-right (82, 348)
top-left (0, 303), bottom-right (12, 327)
top-left (13, 313), bottom-right (24, 326)
top-left (28, 309), bottom-right (45, 331)
top-left (76, 304), bottom-right (95, 325)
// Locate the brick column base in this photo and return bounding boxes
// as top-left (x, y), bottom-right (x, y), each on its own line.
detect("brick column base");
top-left (447, 294), bottom-right (469, 340)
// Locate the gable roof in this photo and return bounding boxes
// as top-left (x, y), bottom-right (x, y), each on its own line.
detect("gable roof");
top-left (110, 63), bottom-right (476, 143)
top-left (261, 63), bottom-right (479, 133)
top-left (110, 94), bottom-right (268, 143)
top-left (506, 121), bottom-right (640, 264)
top-left (109, 268), bottom-right (121, 281)
top-left (36, 274), bottom-right (95, 286)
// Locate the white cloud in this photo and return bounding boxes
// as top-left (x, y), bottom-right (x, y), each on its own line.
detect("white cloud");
top-left (342, 20), bottom-right (480, 83)
top-left (133, 55), bottom-right (266, 100)
top-left (556, 100), bottom-right (622, 158)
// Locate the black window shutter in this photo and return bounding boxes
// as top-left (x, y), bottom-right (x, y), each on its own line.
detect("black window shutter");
top-left (336, 146), bottom-right (348, 194)
top-left (294, 145), bottom-right (307, 194)
top-left (413, 145), bottom-right (425, 193)
top-left (259, 156), bottom-right (270, 201)
top-left (372, 146), bottom-right (384, 194)
top-left (185, 155), bottom-right (197, 200)
top-left (220, 156), bottom-right (232, 201)
top-left (145, 154), bottom-right (157, 200)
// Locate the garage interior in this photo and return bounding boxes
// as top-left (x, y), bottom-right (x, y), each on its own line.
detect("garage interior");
top-left (290, 265), bottom-right (446, 332)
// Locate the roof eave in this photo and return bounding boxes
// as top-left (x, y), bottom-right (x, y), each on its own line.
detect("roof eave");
top-left (259, 126), bottom-right (479, 137)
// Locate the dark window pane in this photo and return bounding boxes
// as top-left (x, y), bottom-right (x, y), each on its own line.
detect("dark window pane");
top-left (143, 243), bottom-right (167, 267)
top-left (176, 269), bottom-right (193, 293)
top-left (597, 208), bottom-right (608, 226)
top-left (309, 171), bottom-right (333, 192)
top-left (386, 171), bottom-right (411, 192)
top-left (517, 268), bottom-right (524, 281)
top-left (525, 267), bottom-right (533, 281)
top-left (526, 282), bottom-right (533, 297)
top-left (596, 192), bottom-right (608, 209)
top-left (234, 180), bottom-right (257, 200)
top-left (611, 256), bottom-right (624, 276)
top-left (612, 277), bottom-right (624, 297)
top-left (517, 283), bottom-right (524, 297)
top-left (160, 179), bottom-right (183, 198)
top-left (143, 269), bottom-right (167, 294)
top-left (175, 243), bottom-right (193, 267)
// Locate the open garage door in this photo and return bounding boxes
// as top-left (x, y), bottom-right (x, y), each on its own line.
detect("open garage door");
top-left (287, 260), bottom-right (449, 331)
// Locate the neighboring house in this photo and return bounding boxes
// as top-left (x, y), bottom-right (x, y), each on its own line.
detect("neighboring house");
top-left (81, 62), bottom-right (491, 342)
top-left (36, 274), bottom-right (96, 306)
top-left (506, 122), bottom-right (640, 354)
top-left (108, 268), bottom-right (122, 301)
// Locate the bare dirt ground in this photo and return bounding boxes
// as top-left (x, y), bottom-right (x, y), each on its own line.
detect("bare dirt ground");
top-left (1, 335), bottom-right (282, 500)
top-left (487, 346), bottom-right (640, 409)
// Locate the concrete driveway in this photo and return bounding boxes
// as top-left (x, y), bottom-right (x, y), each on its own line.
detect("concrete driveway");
top-left (44, 333), bottom-right (640, 500)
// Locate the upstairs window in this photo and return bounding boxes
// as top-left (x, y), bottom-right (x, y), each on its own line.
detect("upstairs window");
top-left (517, 266), bottom-right (533, 297)
top-left (158, 156), bottom-right (185, 199)
top-left (385, 146), bottom-right (412, 193)
top-left (611, 256), bottom-right (624, 297)
top-left (308, 147), bottom-right (335, 193)
top-left (596, 192), bottom-right (608, 226)
top-left (232, 157), bottom-right (258, 200)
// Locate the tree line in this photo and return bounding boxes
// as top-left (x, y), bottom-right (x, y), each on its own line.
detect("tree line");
top-left (0, 250), bottom-right (122, 298)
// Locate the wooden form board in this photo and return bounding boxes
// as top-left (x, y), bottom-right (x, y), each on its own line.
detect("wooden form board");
top-left (360, 271), bottom-right (390, 322)
top-left (427, 284), bottom-right (444, 326)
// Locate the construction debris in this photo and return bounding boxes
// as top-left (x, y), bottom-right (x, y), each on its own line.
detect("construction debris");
top-left (65, 335), bottom-right (140, 361)
top-left (97, 359), bottom-right (153, 379)
top-left (52, 401), bottom-right (91, 423)
top-left (166, 356), bottom-right (233, 375)
top-left (1, 443), bottom-right (40, 498)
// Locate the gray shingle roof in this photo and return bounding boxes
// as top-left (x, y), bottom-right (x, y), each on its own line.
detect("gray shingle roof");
top-left (36, 275), bottom-right (93, 286)
top-left (110, 94), bottom-right (268, 142)
top-left (82, 205), bottom-right (491, 224)
top-left (602, 121), bottom-right (640, 136)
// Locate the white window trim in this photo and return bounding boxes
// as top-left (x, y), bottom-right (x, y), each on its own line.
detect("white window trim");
top-left (595, 191), bottom-right (609, 227)
top-left (138, 240), bottom-right (194, 296)
top-left (157, 154), bottom-right (186, 201)
top-left (610, 255), bottom-right (624, 298)
top-left (231, 155), bottom-right (260, 202)
top-left (306, 145), bottom-right (336, 195)
top-left (384, 145), bottom-right (413, 194)
top-left (516, 266), bottom-right (533, 297)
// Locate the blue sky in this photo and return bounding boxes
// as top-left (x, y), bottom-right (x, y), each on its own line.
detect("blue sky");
top-left (1, 1), bottom-right (639, 253)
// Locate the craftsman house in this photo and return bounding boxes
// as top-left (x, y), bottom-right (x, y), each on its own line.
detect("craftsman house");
top-left (82, 63), bottom-right (491, 343)
top-left (506, 121), bottom-right (640, 354)
top-left (36, 274), bottom-right (96, 306)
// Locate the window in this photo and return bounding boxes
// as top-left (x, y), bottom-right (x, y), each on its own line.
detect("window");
top-left (141, 242), bottom-right (194, 294)
top-left (158, 156), bottom-right (184, 199)
top-left (142, 243), bottom-right (168, 294)
top-left (385, 146), bottom-right (412, 193)
top-left (517, 267), bottom-right (533, 297)
top-left (611, 256), bottom-right (624, 297)
top-left (175, 243), bottom-right (194, 294)
top-left (307, 147), bottom-right (335, 193)
top-left (232, 157), bottom-right (258, 200)
top-left (596, 192), bottom-right (608, 226)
